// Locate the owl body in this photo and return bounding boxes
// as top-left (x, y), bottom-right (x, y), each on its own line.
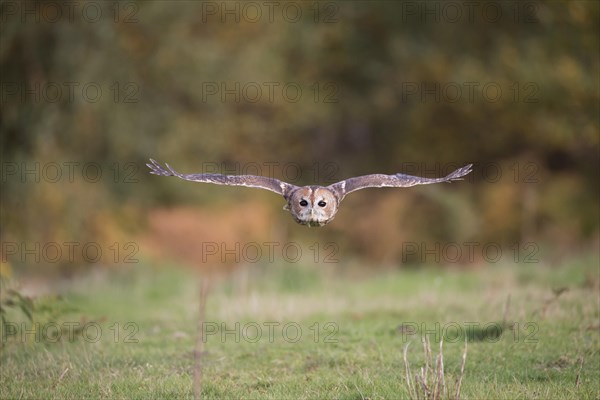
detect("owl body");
top-left (284, 186), bottom-right (340, 227)
top-left (147, 159), bottom-right (472, 227)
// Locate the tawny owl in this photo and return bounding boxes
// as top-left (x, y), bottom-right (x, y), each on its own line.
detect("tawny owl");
top-left (147, 159), bottom-right (472, 227)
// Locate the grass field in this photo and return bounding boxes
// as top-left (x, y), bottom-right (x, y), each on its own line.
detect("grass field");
top-left (1, 255), bottom-right (599, 399)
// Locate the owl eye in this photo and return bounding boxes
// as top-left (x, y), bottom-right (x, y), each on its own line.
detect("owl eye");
top-left (299, 200), bottom-right (308, 207)
top-left (318, 200), bottom-right (327, 207)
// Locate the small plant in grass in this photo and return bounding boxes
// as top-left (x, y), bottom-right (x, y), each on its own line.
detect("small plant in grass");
top-left (0, 277), bottom-right (34, 348)
top-left (0, 275), bottom-right (94, 346)
top-left (403, 336), bottom-right (467, 400)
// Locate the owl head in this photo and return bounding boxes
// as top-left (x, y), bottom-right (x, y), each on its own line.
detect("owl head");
top-left (284, 186), bottom-right (340, 227)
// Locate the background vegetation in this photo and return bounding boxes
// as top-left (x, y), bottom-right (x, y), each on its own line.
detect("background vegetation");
top-left (1, 0), bottom-right (598, 273)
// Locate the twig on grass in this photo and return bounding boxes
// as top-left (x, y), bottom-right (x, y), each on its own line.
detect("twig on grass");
top-left (193, 278), bottom-right (210, 400)
top-left (575, 355), bottom-right (584, 388)
top-left (403, 343), bottom-right (416, 400)
top-left (454, 340), bottom-right (467, 400)
top-left (51, 367), bottom-right (69, 389)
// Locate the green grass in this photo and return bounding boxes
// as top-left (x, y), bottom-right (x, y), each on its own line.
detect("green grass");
top-left (1, 256), bottom-right (599, 399)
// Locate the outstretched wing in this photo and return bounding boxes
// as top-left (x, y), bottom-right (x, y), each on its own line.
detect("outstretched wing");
top-left (147, 159), bottom-right (298, 197)
top-left (328, 164), bottom-right (472, 201)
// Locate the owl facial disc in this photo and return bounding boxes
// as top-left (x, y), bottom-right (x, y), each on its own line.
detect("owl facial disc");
top-left (286, 186), bottom-right (339, 227)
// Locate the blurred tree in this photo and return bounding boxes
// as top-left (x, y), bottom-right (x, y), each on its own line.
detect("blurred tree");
top-left (1, 1), bottom-right (598, 271)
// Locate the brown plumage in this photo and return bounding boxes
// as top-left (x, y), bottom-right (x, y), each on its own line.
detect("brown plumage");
top-left (147, 159), bottom-right (472, 227)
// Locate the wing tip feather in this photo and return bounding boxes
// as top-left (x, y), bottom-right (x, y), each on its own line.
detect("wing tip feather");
top-left (446, 163), bottom-right (473, 181)
top-left (147, 158), bottom-right (174, 176)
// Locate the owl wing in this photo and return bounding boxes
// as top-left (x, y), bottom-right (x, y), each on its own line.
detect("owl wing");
top-left (328, 164), bottom-right (472, 201)
top-left (147, 159), bottom-right (298, 197)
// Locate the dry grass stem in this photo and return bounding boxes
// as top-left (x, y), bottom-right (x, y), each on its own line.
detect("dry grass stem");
top-left (454, 341), bottom-right (468, 400)
top-left (403, 343), bottom-right (416, 400)
top-left (502, 294), bottom-right (511, 325)
top-left (575, 356), bottom-right (584, 388)
top-left (403, 337), bottom-right (468, 400)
